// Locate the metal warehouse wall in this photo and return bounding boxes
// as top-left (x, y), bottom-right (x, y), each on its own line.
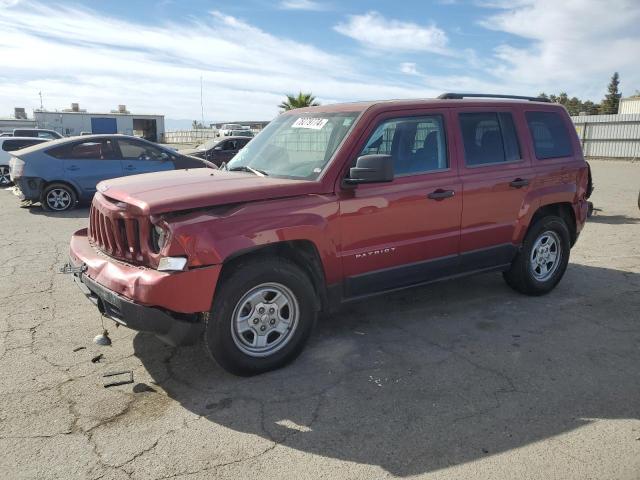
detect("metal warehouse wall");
top-left (33, 112), bottom-right (165, 139)
top-left (571, 113), bottom-right (640, 159)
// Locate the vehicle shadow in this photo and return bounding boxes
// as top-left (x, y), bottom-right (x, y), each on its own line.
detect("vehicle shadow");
top-left (133, 263), bottom-right (640, 476)
top-left (25, 204), bottom-right (90, 219)
top-left (588, 213), bottom-right (639, 225)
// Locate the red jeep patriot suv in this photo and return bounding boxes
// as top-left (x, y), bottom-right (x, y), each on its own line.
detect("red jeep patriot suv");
top-left (67, 93), bottom-right (591, 375)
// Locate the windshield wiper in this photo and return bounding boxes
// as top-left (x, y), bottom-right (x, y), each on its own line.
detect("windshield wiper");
top-left (228, 165), bottom-right (268, 176)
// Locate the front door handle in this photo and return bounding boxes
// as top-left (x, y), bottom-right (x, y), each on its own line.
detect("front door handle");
top-left (509, 178), bottom-right (529, 188)
top-left (124, 165), bottom-right (136, 171)
top-left (427, 189), bottom-right (455, 200)
top-left (67, 165), bottom-right (79, 171)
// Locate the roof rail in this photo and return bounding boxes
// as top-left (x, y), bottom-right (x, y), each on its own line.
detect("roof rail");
top-left (438, 93), bottom-right (551, 103)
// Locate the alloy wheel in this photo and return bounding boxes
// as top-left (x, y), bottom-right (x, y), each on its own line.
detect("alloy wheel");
top-left (0, 166), bottom-right (10, 186)
top-left (230, 282), bottom-right (299, 357)
top-left (529, 230), bottom-right (561, 281)
top-left (46, 188), bottom-right (72, 211)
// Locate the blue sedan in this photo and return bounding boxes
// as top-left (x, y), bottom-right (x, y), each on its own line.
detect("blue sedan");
top-left (9, 134), bottom-right (213, 211)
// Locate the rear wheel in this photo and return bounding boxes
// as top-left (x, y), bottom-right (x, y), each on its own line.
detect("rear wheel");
top-left (503, 215), bottom-right (571, 295)
top-left (205, 257), bottom-right (317, 376)
top-left (0, 166), bottom-right (11, 186)
top-left (41, 183), bottom-right (77, 211)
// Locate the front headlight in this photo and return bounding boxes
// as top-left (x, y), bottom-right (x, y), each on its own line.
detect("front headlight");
top-left (151, 224), bottom-right (167, 252)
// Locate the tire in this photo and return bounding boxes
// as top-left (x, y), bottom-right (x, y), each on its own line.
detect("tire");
top-left (503, 215), bottom-right (571, 296)
top-left (0, 166), bottom-right (11, 187)
top-left (205, 257), bottom-right (317, 376)
top-left (41, 183), bottom-right (77, 211)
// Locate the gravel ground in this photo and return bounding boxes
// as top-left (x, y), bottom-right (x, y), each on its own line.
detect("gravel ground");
top-left (0, 160), bottom-right (639, 480)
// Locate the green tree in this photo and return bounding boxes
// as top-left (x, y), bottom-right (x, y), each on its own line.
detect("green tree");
top-left (599, 72), bottom-right (621, 114)
top-left (192, 120), bottom-right (204, 129)
top-left (279, 92), bottom-right (320, 111)
top-left (539, 91), bottom-right (600, 116)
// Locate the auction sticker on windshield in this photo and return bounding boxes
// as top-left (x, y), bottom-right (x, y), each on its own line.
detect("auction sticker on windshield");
top-left (291, 118), bottom-right (328, 130)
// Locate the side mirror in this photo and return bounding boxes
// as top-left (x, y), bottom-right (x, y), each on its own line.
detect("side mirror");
top-left (344, 154), bottom-right (394, 185)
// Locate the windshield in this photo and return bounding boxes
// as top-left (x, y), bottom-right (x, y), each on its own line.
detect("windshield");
top-left (198, 138), bottom-right (220, 150)
top-left (227, 112), bottom-right (359, 179)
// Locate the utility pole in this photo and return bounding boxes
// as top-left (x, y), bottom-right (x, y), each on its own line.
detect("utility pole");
top-left (200, 75), bottom-right (205, 128)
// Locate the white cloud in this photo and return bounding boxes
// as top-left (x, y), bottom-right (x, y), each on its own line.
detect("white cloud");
top-left (279, 0), bottom-right (326, 11)
top-left (0, 2), bottom-right (440, 121)
top-left (400, 63), bottom-right (419, 75)
top-left (334, 11), bottom-right (450, 54)
top-left (478, 0), bottom-right (640, 98)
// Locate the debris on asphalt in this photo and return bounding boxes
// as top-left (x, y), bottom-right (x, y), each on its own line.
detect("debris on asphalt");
top-left (103, 370), bottom-right (134, 388)
top-left (93, 329), bottom-right (112, 346)
top-left (72, 346), bottom-right (86, 352)
top-left (133, 383), bottom-right (156, 393)
top-left (91, 353), bottom-right (104, 363)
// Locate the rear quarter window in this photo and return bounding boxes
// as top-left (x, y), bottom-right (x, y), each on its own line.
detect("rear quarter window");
top-left (525, 111), bottom-right (573, 159)
top-left (1, 139), bottom-right (45, 151)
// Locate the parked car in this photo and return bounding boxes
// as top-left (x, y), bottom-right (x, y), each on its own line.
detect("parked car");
top-left (9, 134), bottom-right (213, 211)
top-left (219, 124), bottom-right (249, 136)
top-left (180, 136), bottom-right (252, 166)
top-left (13, 128), bottom-right (63, 140)
top-left (0, 137), bottom-right (50, 186)
top-left (65, 93), bottom-right (591, 375)
top-left (228, 130), bottom-right (254, 138)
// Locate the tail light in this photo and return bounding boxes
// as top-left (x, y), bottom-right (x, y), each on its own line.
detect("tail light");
top-left (9, 156), bottom-right (24, 179)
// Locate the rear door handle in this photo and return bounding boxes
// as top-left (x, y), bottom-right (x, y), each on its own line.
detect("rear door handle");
top-left (67, 165), bottom-right (79, 171)
top-left (427, 189), bottom-right (455, 200)
top-left (509, 178), bottom-right (529, 188)
top-left (124, 165), bottom-right (136, 171)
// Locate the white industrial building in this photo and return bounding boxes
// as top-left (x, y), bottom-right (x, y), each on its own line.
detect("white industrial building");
top-left (33, 103), bottom-right (165, 142)
top-left (618, 96), bottom-right (640, 114)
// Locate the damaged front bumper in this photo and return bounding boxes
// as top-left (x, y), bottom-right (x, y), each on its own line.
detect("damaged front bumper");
top-left (68, 228), bottom-right (221, 346)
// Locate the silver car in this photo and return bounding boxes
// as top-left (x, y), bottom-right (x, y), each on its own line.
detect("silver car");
top-left (0, 137), bottom-right (49, 186)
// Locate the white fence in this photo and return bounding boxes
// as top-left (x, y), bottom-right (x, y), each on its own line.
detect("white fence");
top-left (162, 129), bottom-right (218, 144)
top-left (571, 113), bottom-right (640, 160)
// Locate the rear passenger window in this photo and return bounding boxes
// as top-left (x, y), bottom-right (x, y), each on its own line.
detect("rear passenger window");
top-left (459, 112), bottom-right (521, 166)
top-left (525, 111), bottom-right (573, 159)
top-left (360, 115), bottom-right (448, 176)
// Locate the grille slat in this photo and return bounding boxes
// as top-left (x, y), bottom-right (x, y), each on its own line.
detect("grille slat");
top-left (88, 195), bottom-right (147, 265)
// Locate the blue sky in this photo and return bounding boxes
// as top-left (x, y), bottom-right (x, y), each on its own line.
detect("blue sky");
top-left (1, 0), bottom-right (639, 128)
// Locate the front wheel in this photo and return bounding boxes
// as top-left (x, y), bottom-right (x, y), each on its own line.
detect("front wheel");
top-left (41, 183), bottom-right (77, 211)
top-left (0, 166), bottom-right (11, 186)
top-left (503, 215), bottom-right (571, 295)
top-left (205, 257), bottom-right (317, 375)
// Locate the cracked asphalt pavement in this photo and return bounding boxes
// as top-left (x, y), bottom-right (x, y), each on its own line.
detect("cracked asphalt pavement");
top-left (1, 160), bottom-right (639, 480)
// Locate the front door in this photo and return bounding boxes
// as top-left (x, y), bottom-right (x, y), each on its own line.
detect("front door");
top-left (116, 138), bottom-right (174, 175)
top-left (454, 108), bottom-right (533, 270)
top-left (63, 138), bottom-right (123, 198)
top-left (338, 111), bottom-right (462, 298)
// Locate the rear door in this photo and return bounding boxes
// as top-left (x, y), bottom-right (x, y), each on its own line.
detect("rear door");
top-left (338, 109), bottom-right (463, 297)
top-left (116, 138), bottom-right (174, 175)
top-left (62, 139), bottom-right (123, 195)
top-left (454, 107), bottom-right (533, 270)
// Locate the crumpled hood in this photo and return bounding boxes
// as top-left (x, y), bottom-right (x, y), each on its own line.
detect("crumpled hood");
top-left (97, 168), bottom-right (319, 215)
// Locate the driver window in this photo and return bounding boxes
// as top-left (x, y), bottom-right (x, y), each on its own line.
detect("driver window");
top-left (360, 115), bottom-right (448, 176)
top-left (118, 139), bottom-right (167, 160)
top-left (223, 140), bottom-right (237, 151)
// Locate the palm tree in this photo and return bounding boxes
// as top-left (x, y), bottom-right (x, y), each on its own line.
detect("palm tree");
top-left (278, 92), bottom-right (320, 111)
